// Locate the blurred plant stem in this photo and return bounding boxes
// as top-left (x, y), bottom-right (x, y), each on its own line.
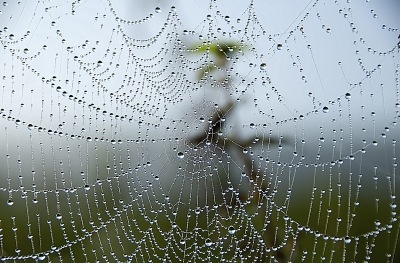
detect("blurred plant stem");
top-left (188, 40), bottom-right (297, 262)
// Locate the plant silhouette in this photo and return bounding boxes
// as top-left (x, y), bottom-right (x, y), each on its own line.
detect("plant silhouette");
top-left (188, 40), bottom-right (297, 262)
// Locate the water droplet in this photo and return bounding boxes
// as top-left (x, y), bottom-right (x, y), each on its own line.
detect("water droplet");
top-left (361, 148), bottom-right (366, 153)
top-left (84, 184), bottom-right (90, 191)
top-left (345, 93), bottom-right (351, 99)
top-left (177, 152), bottom-right (184, 159)
top-left (155, 7), bottom-right (161, 13)
top-left (277, 44), bottom-right (283, 50)
top-left (38, 254), bottom-right (46, 261)
top-left (260, 63), bottom-right (267, 70)
top-left (56, 213), bottom-right (62, 220)
top-left (179, 239), bottom-right (186, 245)
top-left (322, 106), bottom-right (329, 113)
top-left (7, 199), bottom-right (13, 206)
top-left (23, 48), bottom-right (29, 54)
top-left (228, 226), bottom-right (236, 234)
top-left (205, 238), bottom-right (213, 247)
top-left (224, 16), bottom-right (231, 22)
top-left (9, 34), bottom-right (14, 40)
top-left (372, 141), bottom-right (378, 146)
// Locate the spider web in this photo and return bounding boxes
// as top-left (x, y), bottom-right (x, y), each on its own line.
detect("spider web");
top-left (0, 0), bottom-right (399, 262)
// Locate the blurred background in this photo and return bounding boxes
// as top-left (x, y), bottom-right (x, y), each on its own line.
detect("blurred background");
top-left (0, 0), bottom-right (399, 262)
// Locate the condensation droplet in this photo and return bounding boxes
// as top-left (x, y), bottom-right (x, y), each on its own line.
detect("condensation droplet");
top-left (345, 93), bottom-right (351, 99)
top-left (56, 213), bottom-right (62, 220)
top-left (228, 226), bottom-right (236, 234)
top-left (205, 238), bottom-right (213, 247)
top-left (7, 199), bottom-right (13, 206)
top-left (322, 106), bottom-right (329, 113)
top-left (155, 7), bottom-right (161, 13)
top-left (277, 43), bottom-right (283, 50)
top-left (38, 254), bottom-right (46, 261)
top-left (260, 63), bottom-right (267, 70)
top-left (177, 152), bottom-right (184, 159)
top-left (361, 148), bottom-right (366, 153)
